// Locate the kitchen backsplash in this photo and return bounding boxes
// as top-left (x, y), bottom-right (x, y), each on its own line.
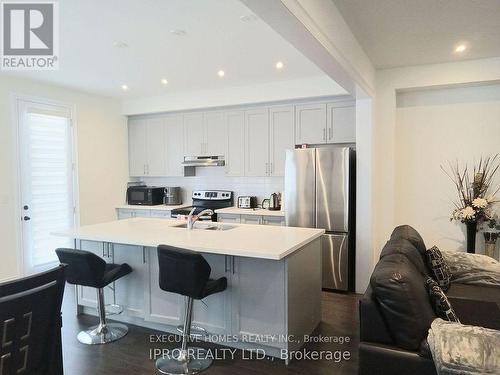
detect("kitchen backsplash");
top-left (137, 167), bottom-right (284, 205)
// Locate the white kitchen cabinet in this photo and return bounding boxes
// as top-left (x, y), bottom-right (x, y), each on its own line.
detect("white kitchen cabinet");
top-left (262, 216), bottom-right (285, 226)
top-left (240, 215), bottom-right (263, 225)
top-left (183, 113), bottom-right (204, 156)
top-left (269, 106), bottom-right (295, 176)
top-left (128, 118), bottom-right (166, 176)
top-left (204, 112), bottom-right (226, 156)
top-left (164, 115), bottom-right (184, 176)
top-left (128, 119), bottom-right (147, 176)
top-left (191, 254), bottom-right (232, 335)
top-left (145, 247), bottom-right (185, 326)
top-left (225, 111), bottom-right (245, 176)
top-left (116, 208), bottom-right (151, 219)
top-left (327, 102), bottom-right (355, 143)
top-left (295, 103), bottom-right (327, 145)
top-left (146, 118), bottom-right (166, 176)
top-left (113, 244), bottom-right (148, 318)
top-left (231, 256), bottom-right (286, 348)
top-left (244, 109), bottom-right (269, 176)
top-left (217, 213), bottom-right (241, 223)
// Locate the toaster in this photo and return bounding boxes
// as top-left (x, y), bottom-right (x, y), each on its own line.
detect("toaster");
top-left (237, 196), bottom-right (257, 209)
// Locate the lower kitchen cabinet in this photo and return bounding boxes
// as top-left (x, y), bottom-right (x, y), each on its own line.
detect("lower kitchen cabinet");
top-left (116, 208), bottom-right (173, 220)
top-left (145, 247), bottom-right (185, 326)
top-left (218, 213), bottom-right (285, 226)
top-left (231, 257), bottom-right (286, 348)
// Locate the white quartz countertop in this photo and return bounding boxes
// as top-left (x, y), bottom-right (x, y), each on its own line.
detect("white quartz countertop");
top-left (54, 218), bottom-right (323, 260)
top-left (116, 204), bottom-right (189, 211)
top-left (214, 207), bottom-right (285, 217)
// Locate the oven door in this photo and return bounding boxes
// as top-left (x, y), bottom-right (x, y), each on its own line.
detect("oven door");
top-left (127, 188), bottom-right (150, 205)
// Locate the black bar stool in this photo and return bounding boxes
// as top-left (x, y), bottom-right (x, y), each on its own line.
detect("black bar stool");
top-left (55, 248), bottom-right (132, 345)
top-left (155, 245), bottom-right (227, 375)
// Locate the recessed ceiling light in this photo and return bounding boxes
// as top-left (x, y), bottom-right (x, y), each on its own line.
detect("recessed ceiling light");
top-left (121, 84), bottom-right (129, 91)
top-left (455, 44), bottom-right (467, 53)
top-left (113, 41), bottom-right (128, 48)
top-left (240, 14), bottom-right (258, 22)
top-left (217, 70), bottom-right (225, 77)
top-left (161, 78), bottom-right (168, 85)
top-left (170, 29), bottom-right (187, 36)
top-left (275, 61), bottom-right (284, 70)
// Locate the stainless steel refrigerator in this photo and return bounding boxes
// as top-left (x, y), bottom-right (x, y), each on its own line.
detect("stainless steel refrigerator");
top-left (284, 147), bottom-right (355, 291)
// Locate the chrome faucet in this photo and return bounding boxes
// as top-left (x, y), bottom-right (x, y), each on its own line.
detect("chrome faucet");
top-left (187, 208), bottom-right (214, 230)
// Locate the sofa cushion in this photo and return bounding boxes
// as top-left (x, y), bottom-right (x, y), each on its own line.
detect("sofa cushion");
top-left (380, 238), bottom-right (428, 275)
top-left (370, 253), bottom-right (436, 351)
top-left (424, 277), bottom-right (460, 322)
top-left (425, 246), bottom-right (451, 291)
top-left (390, 225), bottom-right (427, 257)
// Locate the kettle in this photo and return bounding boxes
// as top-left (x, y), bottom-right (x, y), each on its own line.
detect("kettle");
top-left (262, 193), bottom-right (281, 211)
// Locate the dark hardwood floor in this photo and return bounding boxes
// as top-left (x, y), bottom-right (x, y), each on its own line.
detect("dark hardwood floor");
top-left (61, 289), bottom-right (360, 375)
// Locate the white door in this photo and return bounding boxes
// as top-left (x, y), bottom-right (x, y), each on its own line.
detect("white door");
top-left (225, 111), bottom-right (245, 176)
top-left (17, 99), bottom-right (76, 275)
top-left (244, 109), bottom-right (269, 176)
top-left (269, 106), bottom-right (295, 176)
top-left (128, 119), bottom-right (147, 176)
top-left (327, 103), bottom-right (356, 143)
top-left (295, 103), bottom-right (327, 145)
top-left (145, 118), bottom-right (165, 176)
top-left (164, 115), bottom-right (184, 176)
top-left (204, 112), bottom-right (226, 156)
top-left (184, 113), bottom-right (204, 156)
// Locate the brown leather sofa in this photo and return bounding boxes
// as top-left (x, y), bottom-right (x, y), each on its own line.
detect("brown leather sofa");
top-left (359, 225), bottom-right (500, 375)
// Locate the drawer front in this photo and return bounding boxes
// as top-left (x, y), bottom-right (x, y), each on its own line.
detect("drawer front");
top-left (262, 216), bottom-right (285, 226)
top-left (150, 210), bottom-right (171, 219)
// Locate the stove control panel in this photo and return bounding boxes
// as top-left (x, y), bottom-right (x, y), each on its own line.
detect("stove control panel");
top-left (192, 190), bottom-right (232, 200)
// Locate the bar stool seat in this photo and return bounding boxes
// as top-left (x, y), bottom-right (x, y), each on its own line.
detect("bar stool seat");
top-left (155, 245), bottom-right (227, 375)
top-left (56, 248), bottom-right (132, 345)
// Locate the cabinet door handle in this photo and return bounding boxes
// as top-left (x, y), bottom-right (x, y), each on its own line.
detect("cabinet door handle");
top-left (323, 128), bottom-right (326, 141)
top-left (232, 256), bottom-right (235, 274)
top-left (142, 247), bottom-right (147, 264)
top-left (270, 162), bottom-right (273, 175)
top-left (224, 255), bottom-right (229, 273)
top-left (329, 127), bottom-right (333, 140)
top-left (102, 242), bottom-right (105, 257)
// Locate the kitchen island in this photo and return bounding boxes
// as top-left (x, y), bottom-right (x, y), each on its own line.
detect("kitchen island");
top-left (54, 218), bottom-right (324, 361)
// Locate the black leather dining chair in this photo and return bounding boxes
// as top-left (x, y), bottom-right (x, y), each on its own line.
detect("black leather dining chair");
top-left (0, 265), bottom-right (66, 375)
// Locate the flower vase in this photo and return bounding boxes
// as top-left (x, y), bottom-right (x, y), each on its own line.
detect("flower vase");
top-left (484, 232), bottom-right (498, 259)
top-left (465, 221), bottom-right (477, 254)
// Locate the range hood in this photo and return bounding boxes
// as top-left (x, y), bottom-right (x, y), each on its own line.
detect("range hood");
top-left (182, 155), bottom-right (225, 167)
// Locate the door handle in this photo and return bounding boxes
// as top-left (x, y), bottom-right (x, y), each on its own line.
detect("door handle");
top-left (23, 216), bottom-right (30, 221)
top-left (224, 255), bottom-right (229, 273)
top-left (328, 127), bottom-right (332, 140)
top-left (232, 256), bottom-right (235, 274)
top-left (323, 128), bottom-right (326, 141)
top-left (142, 247), bottom-right (147, 264)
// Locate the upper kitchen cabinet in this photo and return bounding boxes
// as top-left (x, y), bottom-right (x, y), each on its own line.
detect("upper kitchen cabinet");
top-left (183, 113), bottom-right (204, 156)
top-left (164, 115), bottom-right (184, 176)
top-left (244, 108), bottom-right (269, 176)
top-left (269, 106), bottom-right (294, 176)
top-left (128, 118), bottom-right (165, 176)
top-left (295, 101), bottom-right (355, 145)
top-left (225, 110), bottom-right (245, 176)
top-left (295, 103), bottom-right (327, 145)
top-left (204, 112), bottom-right (226, 156)
top-left (183, 111), bottom-right (226, 156)
top-left (327, 102), bottom-right (356, 143)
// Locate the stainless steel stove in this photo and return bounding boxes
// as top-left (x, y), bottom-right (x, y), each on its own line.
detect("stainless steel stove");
top-left (170, 190), bottom-right (233, 221)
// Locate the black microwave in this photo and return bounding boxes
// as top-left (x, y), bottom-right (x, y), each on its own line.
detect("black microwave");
top-left (127, 186), bottom-right (164, 206)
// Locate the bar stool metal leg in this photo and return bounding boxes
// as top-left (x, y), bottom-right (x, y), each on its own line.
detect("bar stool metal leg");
top-left (155, 297), bottom-right (213, 374)
top-left (77, 288), bottom-right (129, 345)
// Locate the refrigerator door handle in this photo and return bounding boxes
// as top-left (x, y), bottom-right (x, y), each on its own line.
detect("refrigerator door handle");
top-left (343, 148), bottom-right (350, 230)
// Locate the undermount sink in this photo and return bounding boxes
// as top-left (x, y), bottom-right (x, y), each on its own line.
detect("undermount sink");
top-left (171, 222), bottom-right (235, 231)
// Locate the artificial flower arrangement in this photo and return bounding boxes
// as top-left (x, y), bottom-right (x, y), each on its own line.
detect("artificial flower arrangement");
top-left (442, 155), bottom-right (499, 253)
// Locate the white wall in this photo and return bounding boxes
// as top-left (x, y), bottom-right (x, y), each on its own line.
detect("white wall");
top-left (0, 74), bottom-right (128, 281)
top-left (374, 57), bottom-right (500, 257)
top-left (395, 83), bottom-right (500, 256)
top-left (122, 76), bottom-right (346, 115)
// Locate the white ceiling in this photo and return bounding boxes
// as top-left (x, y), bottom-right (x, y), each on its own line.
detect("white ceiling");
top-left (4, 0), bottom-right (335, 98)
top-left (333, 0), bottom-right (500, 68)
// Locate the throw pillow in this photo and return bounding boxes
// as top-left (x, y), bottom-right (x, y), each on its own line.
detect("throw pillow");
top-left (425, 246), bottom-right (451, 291)
top-left (425, 277), bottom-right (460, 323)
